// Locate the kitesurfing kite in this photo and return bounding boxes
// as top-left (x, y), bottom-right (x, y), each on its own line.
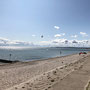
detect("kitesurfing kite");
top-left (41, 35), bottom-right (43, 38)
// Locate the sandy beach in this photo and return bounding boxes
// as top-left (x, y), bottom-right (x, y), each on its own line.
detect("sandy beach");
top-left (0, 53), bottom-right (90, 90)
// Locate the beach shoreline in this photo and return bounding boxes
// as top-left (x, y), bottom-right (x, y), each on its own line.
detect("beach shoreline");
top-left (0, 53), bottom-right (90, 90)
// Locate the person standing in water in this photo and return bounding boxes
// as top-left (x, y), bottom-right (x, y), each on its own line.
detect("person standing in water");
top-left (9, 54), bottom-right (12, 61)
top-left (60, 51), bottom-right (62, 55)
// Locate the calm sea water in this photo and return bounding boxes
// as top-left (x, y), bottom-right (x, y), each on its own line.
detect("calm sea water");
top-left (0, 47), bottom-right (90, 61)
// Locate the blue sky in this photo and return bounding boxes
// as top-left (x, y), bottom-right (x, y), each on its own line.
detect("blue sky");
top-left (0, 0), bottom-right (90, 46)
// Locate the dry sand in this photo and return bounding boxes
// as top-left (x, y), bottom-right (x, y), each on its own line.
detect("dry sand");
top-left (0, 53), bottom-right (90, 90)
top-left (50, 54), bottom-right (90, 90)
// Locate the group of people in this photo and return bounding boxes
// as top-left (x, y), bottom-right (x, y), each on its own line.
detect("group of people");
top-left (79, 52), bottom-right (87, 55)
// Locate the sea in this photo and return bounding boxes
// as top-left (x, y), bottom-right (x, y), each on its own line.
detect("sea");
top-left (0, 46), bottom-right (90, 61)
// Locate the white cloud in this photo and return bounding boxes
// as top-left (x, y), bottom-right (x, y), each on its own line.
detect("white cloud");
top-left (54, 34), bottom-right (61, 38)
top-left (53, 38), bottom-right (67, 43)
top-left (72, 40), bottom-right (78, 43)
top-left (52, 39), bottom-right (90, 47)
top-left (39, 39), bottom-right (90, 47)
top-left (62, 33), bottom-right (65, 36)
top-left (32, 35), bottom-right (36, 37)
top-left (80, 32), bottom-right (88, 37)
top-left (54, 33), bottom-right (65, 38)
top-left (0, 37), bottom-right (90, 47)
top-left (38, 41), bottom-right (52, 46)
top-left (54, 26), bottom-right (60, 30)
top-left (71, 35), bottom-right (78, 38)
top-left (0, 37), bottom-right (34, 46)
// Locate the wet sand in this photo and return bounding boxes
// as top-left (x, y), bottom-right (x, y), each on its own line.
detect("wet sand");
top-left (0, 53), bottom-right (90, 90)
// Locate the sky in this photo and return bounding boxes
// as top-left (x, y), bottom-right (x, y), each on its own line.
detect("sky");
top-left (0, 0), bottom-right (90, 47)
